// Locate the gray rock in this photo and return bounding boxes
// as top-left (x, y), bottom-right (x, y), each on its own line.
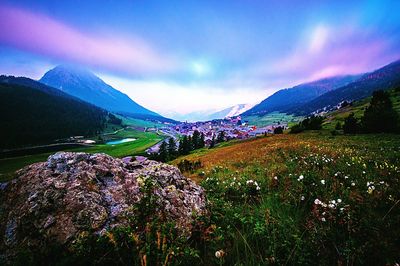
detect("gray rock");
top-left (0, 152), bottom-right (207, 258)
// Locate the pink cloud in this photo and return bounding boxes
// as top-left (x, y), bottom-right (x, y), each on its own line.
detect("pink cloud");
top-left (253, 23), bottom-right (400, 86)
top-left (0, 5), bottom-right (178, 75)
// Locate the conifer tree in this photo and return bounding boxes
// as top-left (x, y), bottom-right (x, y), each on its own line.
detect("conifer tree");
top-left (217, 131), bottom-right (225, 143)
top-left (167, 138), bottom-right (177, 159)
top-left (192, 130), bottom-right (200, 149)
top-left (362, 90), bottom-right (398, 133)
top-left (209, 136), bottom-right (216, 148)
top-left (158, 141), bottom-right (168, 162)
top-left (199, 132), bottom-right (205, 148)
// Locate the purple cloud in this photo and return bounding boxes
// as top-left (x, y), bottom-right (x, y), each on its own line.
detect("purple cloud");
top-left (251, 24), bottom-right (400, 86)
top-left (0, 5), bottom-right (179, 75)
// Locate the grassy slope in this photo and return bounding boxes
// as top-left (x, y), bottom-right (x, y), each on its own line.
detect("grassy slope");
top-left (0, 124), bottom-right (164, 181)
top-left (170, 131), bottom-right (400, 264)
top-left (243, 111), bottom-right (302, 127)
top-left (166, 92), bottom-right (400, 264)
top-left (172, 132), bottom-right (399, 181)
top-left (323, 88), bottom-right (400, 130)
top-left (118, 115), bottom-right (164, 129)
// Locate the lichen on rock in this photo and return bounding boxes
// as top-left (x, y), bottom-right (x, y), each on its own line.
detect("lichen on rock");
top-left (0, 152), bottom-right (207, 259)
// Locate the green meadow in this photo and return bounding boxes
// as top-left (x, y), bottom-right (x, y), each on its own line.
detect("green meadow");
top-left (243, 111), bottom-right (302, 127)
top-left (0, 128), bottom-right (164, 182)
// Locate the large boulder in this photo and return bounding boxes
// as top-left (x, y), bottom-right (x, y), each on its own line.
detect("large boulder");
top-left (0, 152), bottom-right (207, 259)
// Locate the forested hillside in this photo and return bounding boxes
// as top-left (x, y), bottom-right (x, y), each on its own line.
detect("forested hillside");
top-left (0, 80), bottom-right (108, 149)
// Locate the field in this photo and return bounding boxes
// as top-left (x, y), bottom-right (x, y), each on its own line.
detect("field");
top-left (118, 115), bottom-right (166, 129)
top-left (169, 132), bottom-right (400, 264)
top-left (0, 128), bottom-right (164, 181)
top-left (243, 112), bottom-right (302, 127)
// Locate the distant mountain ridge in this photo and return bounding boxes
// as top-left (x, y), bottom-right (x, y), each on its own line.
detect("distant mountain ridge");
top-left (243, 75), bottom-right (361, 116)
top-left (291, 59), bottom-right (400, 115)
top-left (39, 65), bottom-right (163, 119)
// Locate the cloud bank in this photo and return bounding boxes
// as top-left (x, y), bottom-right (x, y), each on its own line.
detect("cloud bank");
top-left (0, 5), bottom-right (178, 76)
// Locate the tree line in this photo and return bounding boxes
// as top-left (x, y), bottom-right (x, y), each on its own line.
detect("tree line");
top-left (0, 83), bottom-right (108, 149)
top-left (290, 116), bottom-right (324, 133)
top-left (342, 90), bottom-right (399, 134)
top-left (149, 130), bottom-right (227, 162)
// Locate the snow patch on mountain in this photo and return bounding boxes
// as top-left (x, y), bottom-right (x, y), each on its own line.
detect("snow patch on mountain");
top-left (225, 103), bottom-right (255, 118)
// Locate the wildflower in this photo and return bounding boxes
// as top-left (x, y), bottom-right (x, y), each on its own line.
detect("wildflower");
top-left (321, 180), bottom-right (325, 185)
top-left (314, 198), bottom-right (322, 205)
top-left (344, 175), bottom-right (349, 179)
top-left (321, 217), bottom-right (326, 222)
top-left (367, 186), bottom-right (375, 194)
top-left (273, 176), bottom-right (278, 180)
top-left (351, 182), bottom-right (355, 186)
top-left (301, 196), bottom-right (305, 201)
top-left (215, 249), bottom-right (225, 258)
top-left (337, 199), bottom-right (342, 203)
top-left (297, 175), bottom-right (304, 181)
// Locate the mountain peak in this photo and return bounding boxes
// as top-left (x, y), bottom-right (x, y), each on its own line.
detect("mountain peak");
top-left (39, 66), bottom-right (161, 118)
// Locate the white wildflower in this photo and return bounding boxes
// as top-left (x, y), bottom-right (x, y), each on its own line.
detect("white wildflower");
top-left (215, 250), bottom-right (225, 258)
top-left (314, 198), bottom-right (322, 205)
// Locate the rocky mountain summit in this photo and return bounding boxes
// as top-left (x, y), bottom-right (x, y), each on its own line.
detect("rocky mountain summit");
top-left (0, 152), bottom-right (207, 259)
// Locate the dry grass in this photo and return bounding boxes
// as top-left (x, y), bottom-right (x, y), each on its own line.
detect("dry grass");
top-left (172, 132), bottom-right (400, 183)
top-left (172, 134), bottom-right (320, 182)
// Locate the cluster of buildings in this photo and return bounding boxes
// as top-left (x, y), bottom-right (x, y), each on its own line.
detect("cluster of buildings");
top-left (169, 116), bottom-right (285, 146)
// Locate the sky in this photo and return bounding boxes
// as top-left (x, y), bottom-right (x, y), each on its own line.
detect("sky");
top-left (1, 0), bottom-right (400, 119)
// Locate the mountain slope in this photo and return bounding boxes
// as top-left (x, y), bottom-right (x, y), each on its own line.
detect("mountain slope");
top-left (39, 65), bottom-right (160, 118)
top-left (0, 76), bottom-right (108, 149)
top-left (208, 104), bottom-right (254, 120)
top-left (243, 75), bottom-right (360, 116)
top-left (291, 60), bottom-right (400, 115)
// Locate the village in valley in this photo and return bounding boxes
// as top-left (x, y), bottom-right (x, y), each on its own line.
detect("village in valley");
top-left (146, 116), bottom-right (287, 154)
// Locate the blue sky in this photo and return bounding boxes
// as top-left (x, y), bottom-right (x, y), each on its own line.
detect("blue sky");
top-left (1, 0), bottom-right (400, 118)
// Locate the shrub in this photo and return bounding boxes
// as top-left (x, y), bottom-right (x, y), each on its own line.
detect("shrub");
top-left (362, 90), bottom-right (399, 133)
top-left (290, 124), bottom-right (305, 134)
top-left (290, 116), bottom-right (324, 134)
top-left (177, 159), bottom-right (202, 173)
top-left (273, 126), bottom-right (283, 134)
top-left (301, 115), bottom-right (324, 130)
top-left (343, 113), bottom-right (360, 134)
